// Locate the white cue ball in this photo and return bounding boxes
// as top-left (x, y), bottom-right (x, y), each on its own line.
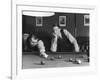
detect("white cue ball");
top-left (76, 59), bottom-right (82, 64)
top-left (69, 58), bottom-right (73, 62)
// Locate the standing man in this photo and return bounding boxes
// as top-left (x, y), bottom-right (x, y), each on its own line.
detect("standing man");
top-left (51, 25), bottom-right (79, 52)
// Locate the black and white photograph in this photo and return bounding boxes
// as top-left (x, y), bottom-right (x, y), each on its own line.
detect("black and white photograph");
top-left (22, 11), bottom-right (90, 69)
top-left (59, 16), bottom-right (66, 26)
top-left (84, 15), bottom-right (90, 26)
top-left (36, 17), bottom-right (43, 26)
top-left (10, 2), bottom-right (98, 80)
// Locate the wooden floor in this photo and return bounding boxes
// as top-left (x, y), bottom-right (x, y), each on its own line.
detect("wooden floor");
top-left (22, 52), bottom-right (89, 69)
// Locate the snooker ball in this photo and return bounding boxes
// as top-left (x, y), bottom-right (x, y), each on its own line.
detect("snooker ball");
top-left (58, 55), bottom-right (62, 59)
top-left (69, 58), bottom-right (73, 62)
top-left (40, 61), bottom-right (45, 65)
top-left (50, 57), bottom-right (55, 61)
top-left (75, 59), bottom-right (82, 64)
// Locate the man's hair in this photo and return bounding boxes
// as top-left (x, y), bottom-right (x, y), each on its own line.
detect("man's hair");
top-left (53, 26), bottom-right (61, 32)
top-left (31, 35), bottom-right (38, 40)
top-left (53, 23), bottom-right (59, 27)
top-left (52, 23), bottom-right (60, 29)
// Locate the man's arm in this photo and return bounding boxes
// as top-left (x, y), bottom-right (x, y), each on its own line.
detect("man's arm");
top-left (63, 29), bottom-right (80, 52)
top-left (37, 40), bottom-right (48, 58)
top-left (50, 33), bottom-right (58, 52)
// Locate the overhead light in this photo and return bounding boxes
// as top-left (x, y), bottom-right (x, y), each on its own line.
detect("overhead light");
top-left (23, 11), bottom-right (55, 17)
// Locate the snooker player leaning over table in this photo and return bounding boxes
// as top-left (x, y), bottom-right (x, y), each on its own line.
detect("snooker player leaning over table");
top-left (26, 34), bottom-right (48, 59)
top-left (50, 24), bottom-right (80, 52)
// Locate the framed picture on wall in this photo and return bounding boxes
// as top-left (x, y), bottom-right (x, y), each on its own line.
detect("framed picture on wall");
top-left (59, 16), bottom-right (66, 26)
top-left (84, 15), bottom-right (90, 26)
top-left (36, 17), bottom-right (43, 26)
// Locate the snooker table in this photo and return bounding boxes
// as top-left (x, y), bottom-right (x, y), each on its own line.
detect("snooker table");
top-left (22, 52), bottom-right (89, 69)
